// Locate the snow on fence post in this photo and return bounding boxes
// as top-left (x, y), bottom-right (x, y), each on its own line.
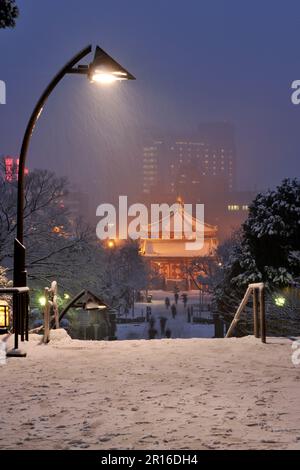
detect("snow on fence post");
top-left (253, 288), bottom-right (259, 338)
top-left (225, 286), bottom-right (252, 338)
top-left (45, 281), bottom-right (59, 341)
top-left (259, 286), bottom-right (266, 344)
top-left (49, 281), bottom-right (59, 329)
top-left (43, 287), bottom-right (50, 344)
top-left (226, 283), bottom-right (266, 343)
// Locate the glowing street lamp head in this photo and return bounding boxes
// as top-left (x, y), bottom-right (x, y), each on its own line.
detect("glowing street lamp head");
top-left (89, 46), bottom-right (135, 84)
top-left (91, 70), bottom-right (127, 84)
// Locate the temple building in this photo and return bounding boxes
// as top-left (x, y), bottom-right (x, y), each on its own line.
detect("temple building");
top-left (140, 203), bottom-right (218, 290)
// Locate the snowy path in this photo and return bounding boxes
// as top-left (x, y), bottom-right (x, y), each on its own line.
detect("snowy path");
top-left (117, 290), bottom-right (214, 340)
top-left (1, 332), bottom-right (299, 450)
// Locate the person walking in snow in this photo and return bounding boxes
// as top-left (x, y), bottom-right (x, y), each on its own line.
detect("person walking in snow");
top-left (171, 303), bottom-right (177, 319)
top-left (160, 316), bottom-right (167, 335)
top-left (182, 293), bottom-right (188, 308)
top-left (165, 328), bottom-right (171, 338)
top-left (165, 297), bottom-right (170, 309)
top-left (148, 318), bottom-right (157, 339)
top-left (174, 292), bottom-right (179, 305)
top-left (146, 306), bottom-right (152, 322)
top-left (187, 307), bottom-right (191, 323)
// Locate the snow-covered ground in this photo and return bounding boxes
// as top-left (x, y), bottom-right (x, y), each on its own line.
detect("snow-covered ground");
top-left (0, 330), bottom-right (299, 450)
top-left (117, 290), bottom-right (214, 340)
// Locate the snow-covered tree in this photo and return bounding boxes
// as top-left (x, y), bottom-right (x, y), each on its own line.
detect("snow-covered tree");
top-left (96, 240), bottom-right (149, 309)
top-left (0, 265), bottom-right (12, 311)
top-left (243, 178), bottom-right (300, 286)
top-left (215, 179), bottom-right (300, 334)
top-left (0, 166), bottom-right (149, 311)
top-left (0, 0), bottom-right (19, 29)
top-left (0, 265), bottom-right (10, 287)
top-left (0, 164), bottom-right (92, 290)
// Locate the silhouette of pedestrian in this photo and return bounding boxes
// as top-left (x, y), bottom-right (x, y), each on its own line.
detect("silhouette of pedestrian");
top-left (171, 303), bottom-right (177, 319)
top-left (146, 306), bottom-right (152, 322)
top-left (182, 293), bottom-right (188, 308)
top-left (148, 318), bottom-right (157, 339)
top-left (174, 292), bottom-right (179, 304)
top-left (165, 328), bottom-right (171, 338)
top-left (187, 307), bottom-right (191, 323)
top-left (160, 316), bottom-right (167, 335)
top-left (165, 297), bottom-right (170, 309)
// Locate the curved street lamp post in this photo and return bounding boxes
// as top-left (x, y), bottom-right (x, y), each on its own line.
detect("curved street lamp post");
top-left (12, 45), bottom-right (135, 355)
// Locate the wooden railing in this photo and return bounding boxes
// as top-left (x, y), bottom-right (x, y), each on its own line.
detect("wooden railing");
top-left (225, 282), bottom-right (266, 343)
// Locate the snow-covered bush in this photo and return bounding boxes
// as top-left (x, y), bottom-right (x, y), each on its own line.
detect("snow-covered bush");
top-left (215, 179), bottom-right (300, 335)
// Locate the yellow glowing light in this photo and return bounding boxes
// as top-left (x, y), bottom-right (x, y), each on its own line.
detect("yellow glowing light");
top-left (107, 240), bottom-right (115, 248)
top-left (274, 296), bottom-right (286, 307)
top-left (0, 301), bottom-right (9, 329)
top-left (64, 293), bottom-right (70, 300)
top-left (38, 296), bottom-right (46, 307)
top-left (91, 70), bottom-right (127, 84)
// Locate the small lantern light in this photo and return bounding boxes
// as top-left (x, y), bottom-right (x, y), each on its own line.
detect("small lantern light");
top-left (0, 300), bottom-right (10, 333)
top-left (38, 296), bottom-right (46, 307)
top-left (274, 296), bottom-right (286, 307)
top-left (107, 240), bottom-right (115, 249)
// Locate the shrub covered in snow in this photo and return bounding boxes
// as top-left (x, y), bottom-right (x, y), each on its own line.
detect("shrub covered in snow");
top-left (215, 179), bottom-right (300, 335)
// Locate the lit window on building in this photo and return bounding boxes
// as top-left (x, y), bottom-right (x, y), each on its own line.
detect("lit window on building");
top-left (228, 205), bottom-right (240, 211)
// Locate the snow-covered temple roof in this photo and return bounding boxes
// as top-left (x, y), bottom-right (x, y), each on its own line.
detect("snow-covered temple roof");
top-left (140, 203), bottom-right (218, 258)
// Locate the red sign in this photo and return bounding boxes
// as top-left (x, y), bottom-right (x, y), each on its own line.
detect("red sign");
top-left (4, 157), bottom-right (29, 181)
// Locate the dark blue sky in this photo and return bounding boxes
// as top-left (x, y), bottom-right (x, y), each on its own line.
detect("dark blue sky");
top-left (1, 0), bottom-right (300, 199)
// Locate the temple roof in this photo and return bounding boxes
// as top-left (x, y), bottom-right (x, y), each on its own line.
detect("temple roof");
top-left (141, 202), bottom-right (217, 239)
top-left (140, 203), bottom-right (218, 258)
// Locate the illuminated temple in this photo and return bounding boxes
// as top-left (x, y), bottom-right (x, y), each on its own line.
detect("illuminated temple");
top-left (140, 204), bottom-right (218, 290)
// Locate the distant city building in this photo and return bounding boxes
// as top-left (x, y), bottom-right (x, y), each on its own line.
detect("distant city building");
top-left (141, 122), bottom-right (236, 204)
top-left (140, 124), bottom-right (257, 240)
top-left (218, 190), bottom-right (256, 240)
top-left (197, 122), bottom-right (236, 191)
top-left (142, 140), bottom-right (163, 195)
top-left (61, 189), bottom-right (93, 226)
top-left (2, 157), bottom-right (29, 182)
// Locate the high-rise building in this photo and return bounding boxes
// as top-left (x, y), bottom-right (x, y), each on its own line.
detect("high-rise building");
top-left (197, 122), bottom-right (236, 191)
top-left (141, 123), bottom-right (236, 205)
top-left (62, 188), bottom-right (92, 226)
top-left (142, 140), bottom-right (162, 196)
top-left (139, 124), bottom-right (253, 240)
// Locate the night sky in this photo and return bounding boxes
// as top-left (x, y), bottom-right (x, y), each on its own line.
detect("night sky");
top-left (1, 0), bottom-right (300, 203)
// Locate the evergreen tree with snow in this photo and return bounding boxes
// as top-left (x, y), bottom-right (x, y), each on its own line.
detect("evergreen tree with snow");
top-left (215, 178), bottom-right (300, 334)
top-left (243, 178), bottom-right (300, 286)
top-left (0, 0), bottom-right (19, 29)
